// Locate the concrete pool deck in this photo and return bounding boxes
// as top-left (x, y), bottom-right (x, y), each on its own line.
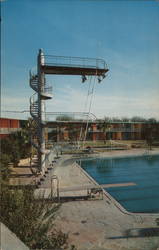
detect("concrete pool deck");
top-left (8, 148), bottom-right (159, 249)
top-left (46, 148), bottom-right (159, 250)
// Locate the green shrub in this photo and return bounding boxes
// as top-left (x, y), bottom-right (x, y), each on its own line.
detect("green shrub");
top-left (0, 185), bottom-right (68, 249)
top-left (1, 154), bottom-right (12, 181)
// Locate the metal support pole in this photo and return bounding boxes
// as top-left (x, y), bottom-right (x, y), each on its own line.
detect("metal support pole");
top-left (38, 49), bottom-right (46, 174)
top-left (51, 175), bottom-right (60, 202)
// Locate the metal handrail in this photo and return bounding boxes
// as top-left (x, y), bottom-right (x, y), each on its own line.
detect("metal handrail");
top-left (89, 128), bottom-right (142, 133)
top-left (43, 55), bottom-right (107, 69)
top-left (45, 112), bottom-right (97, 122)
top-left (43, 86), bottom-right (52, 94)
top-left (108, 128), bottom-right (142, 132)
top-left (30, 93), bottom-right (38, 105)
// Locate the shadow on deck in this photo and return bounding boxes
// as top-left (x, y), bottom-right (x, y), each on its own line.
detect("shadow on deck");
top-left (108, 227), bottom-right (159, 239)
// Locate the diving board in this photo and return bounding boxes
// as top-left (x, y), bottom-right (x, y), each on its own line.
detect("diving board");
top-left (41, 55), bottom-right (109, 76)
top-left (59, 182), bottom-right (136, 192)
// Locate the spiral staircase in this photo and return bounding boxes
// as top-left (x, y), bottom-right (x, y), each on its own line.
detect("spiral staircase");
top-left (29, 71), bottom-right (52, 176)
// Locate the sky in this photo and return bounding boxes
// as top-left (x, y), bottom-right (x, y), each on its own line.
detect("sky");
top-left (1, 0), bottom-right (159, 120)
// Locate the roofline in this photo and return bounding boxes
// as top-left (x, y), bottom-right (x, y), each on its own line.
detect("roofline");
top-left (1, 118), bottom-right (159, 124)
top-left (46, 120), bottom-right (159, 124)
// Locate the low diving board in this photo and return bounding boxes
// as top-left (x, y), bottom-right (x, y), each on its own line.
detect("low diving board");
top-left (34, 182), bottom-right (136, 201)
top-left (59, 182), bottom-right (136, 192)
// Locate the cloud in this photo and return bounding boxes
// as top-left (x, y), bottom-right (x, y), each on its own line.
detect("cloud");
top-left (47, 85), bottom-right (159, 120)
top-left (1, 96), bottom-right (29, 119)
top-left (2, 96), bottom-right (28, 108)
top-left (2, 85), bottom-right (159, 120)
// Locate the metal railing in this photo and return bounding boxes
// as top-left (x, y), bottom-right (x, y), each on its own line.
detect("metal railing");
top-left (108, 128), bottom-right (142, 133)
top-left (43, 86), bottom-right (52, 95)
top-left (42, 55), bottom-right (107, 69)
top-left (0, 128), bottom-right (21, 134)
top-left (45, 112), bottom-right (97, 122)
top-left (89, 128), bottom-right (142, 133)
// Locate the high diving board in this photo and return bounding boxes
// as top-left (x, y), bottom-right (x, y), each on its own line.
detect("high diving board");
top-left (41, 55), bottom-right (109, 76)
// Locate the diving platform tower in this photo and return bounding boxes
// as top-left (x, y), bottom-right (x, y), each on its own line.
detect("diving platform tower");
top-left (30, 49), bottom-right (109, 175)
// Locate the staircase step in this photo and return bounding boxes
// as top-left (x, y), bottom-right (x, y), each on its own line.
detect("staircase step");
top-left (32, 161), bottom-right (38, 164)
top-left (47, 166), bottom-right (53, 170)
top-left (40, 178), bottom-right (44, 182)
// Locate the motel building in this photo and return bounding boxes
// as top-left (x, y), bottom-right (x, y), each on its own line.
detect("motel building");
top-left (46, 120), bottom-right (159, 142)
top-left (0, 118), bottom-right (21, 138)
top-left (1, 117), bottom-right (159, 143)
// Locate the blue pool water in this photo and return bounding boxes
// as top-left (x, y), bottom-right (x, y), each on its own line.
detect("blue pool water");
top-left (79, 155), bottom-right (159, 213)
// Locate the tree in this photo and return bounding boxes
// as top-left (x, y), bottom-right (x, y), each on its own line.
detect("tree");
top-left (143, 124), bottom-right (157, 150)
top-left (147, 118), bottom-right (157, 123)
top-left (111, 117), bottom-right (121, 122)
top-left (68, 123), bottom-right (80, 142)
top-left (13, 130), bottom-right (31, 158)
top-left (0, 118), bottom-right (76, 249)
top-left (100, 119), bottom-right (112, 143)
top-left (1, 136), bottom-right (20, 167)
top-left (103, 116), bottom-right (110, 122)
top-left (131, 116), bottom-right (146, 122)
top-left (56, 115), bottom-right (74, 121)
top-left (1, 123), bottom-right (31, 168)
top-left (121, 117), bottom-right (130, 122)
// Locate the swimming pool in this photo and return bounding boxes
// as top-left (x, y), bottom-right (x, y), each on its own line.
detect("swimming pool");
top-left (79, 155), bottom-right (159, 213)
